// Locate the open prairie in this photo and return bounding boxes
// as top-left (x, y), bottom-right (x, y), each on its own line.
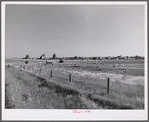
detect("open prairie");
top-left (5, 59), bottom-right (144, 109)
top-left (6, 59), bottom-right (144, 76)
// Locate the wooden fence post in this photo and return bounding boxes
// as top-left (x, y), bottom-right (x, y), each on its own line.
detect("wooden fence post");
top-left (107, 77), bottom-right (110, 94)
top-left (50, 70), bottom-right (52, 78)
top-left (122, 69), bottom-right (126, 80)
top-left (69, 74), bottom-right (71, 82)
top-left (124, 69), bottom-right (126, 79)
top-left (24, 65), bottom-right (25, 70)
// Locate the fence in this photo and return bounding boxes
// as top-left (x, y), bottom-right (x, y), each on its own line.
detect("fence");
top-left (7, 62), bottom-right (127, 95)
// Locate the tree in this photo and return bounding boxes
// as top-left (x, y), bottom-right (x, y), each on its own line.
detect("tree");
top-left (126, 56), bottom-right (129, 59)
top-left (81, 57), bottom-right (84, 60)
top-left (93, 57), bottom-right (97, 60)
top-left (25, 54), bottom-right (30, 59)
top-left (39, 54), bottom-right (46, 60)
top-left (98, 57), bottom-right (101, 60)
top-left (74, 56), bottom-right (78, 60)
top-left (42, 54), bottom-right (45, 57)
top-left (42, 54), bottom-right (46, 59)
top-left (53, 54), bottom-right (56, 59)
top-left (105, 57), bottom-right (109, 60)
top-left (59, 58), bottom-right (64, 63)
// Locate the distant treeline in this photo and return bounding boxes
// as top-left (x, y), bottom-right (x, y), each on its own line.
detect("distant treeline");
top-left (19, 54), bottom-right (144, 60)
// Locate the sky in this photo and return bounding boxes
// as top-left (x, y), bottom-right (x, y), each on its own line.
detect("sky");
top-left (5, 4), bottom-right (145, 58)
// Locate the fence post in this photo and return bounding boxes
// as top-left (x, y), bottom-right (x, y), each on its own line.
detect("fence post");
top-left (69, 74), bottom-right (71, 82)
top-left (124, 69), bottom-right (126, 79)
top-left (107, 77), bottom-right (110, 94)
top-left (50, 70), bottom-right (52, 78)
top-left (122, 69), bottom-right (126, 80)
top-left (23, 65), bottom-right (25, 70)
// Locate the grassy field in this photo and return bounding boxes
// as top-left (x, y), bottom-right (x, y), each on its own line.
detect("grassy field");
top-left (5, 58), bottom-right (144, 65)
top-left (5, 59), bottom-right (145, 109)
top-left (102, 60), bottom-right (144, 64)
top-left (5, 67), bottom-right (99, 109)
top-left (6, 59), bottom-right (144, 76)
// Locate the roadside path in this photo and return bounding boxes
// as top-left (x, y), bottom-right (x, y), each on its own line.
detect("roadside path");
top-left (5, 67), bottom-right (65, 109)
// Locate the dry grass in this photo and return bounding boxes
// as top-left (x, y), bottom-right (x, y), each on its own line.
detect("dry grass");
top-left (5, 59), bottom-right (144, 109)
top-left (5, 67), bottom-right (103, 109)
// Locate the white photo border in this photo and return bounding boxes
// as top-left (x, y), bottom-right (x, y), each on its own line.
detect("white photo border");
top-left (2, 1), bottom-right (148, 120)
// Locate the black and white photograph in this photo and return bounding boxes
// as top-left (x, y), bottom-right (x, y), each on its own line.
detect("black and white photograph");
top-left (2, 1), bottom-right (148, 120)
